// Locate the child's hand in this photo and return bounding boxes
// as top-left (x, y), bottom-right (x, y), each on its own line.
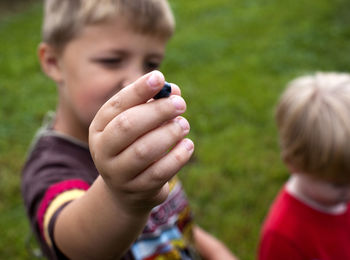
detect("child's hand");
top-left (89, 70), bottom-right (194, 213)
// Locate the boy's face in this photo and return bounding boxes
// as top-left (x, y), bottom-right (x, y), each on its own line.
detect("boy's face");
top-left (53, 17), bottom-right (168, 138)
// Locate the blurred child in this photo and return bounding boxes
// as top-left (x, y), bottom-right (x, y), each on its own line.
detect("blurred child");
top-left (258, 72), bottom-right (350, 260)
top-left (21, 0), bottom-right (237, 259)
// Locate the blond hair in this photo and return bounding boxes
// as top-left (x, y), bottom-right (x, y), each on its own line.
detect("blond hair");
top-left (42, 0), bottom-right (175, 52)
top-left (276, 72), bottom-right (350, 183)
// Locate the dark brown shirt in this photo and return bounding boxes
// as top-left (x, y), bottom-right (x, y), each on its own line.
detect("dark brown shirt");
top-left (22, 129), bottom-right (198, 260)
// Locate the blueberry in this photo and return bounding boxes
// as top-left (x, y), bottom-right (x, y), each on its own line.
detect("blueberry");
top-left (153, 82), bottom-right (171, 99)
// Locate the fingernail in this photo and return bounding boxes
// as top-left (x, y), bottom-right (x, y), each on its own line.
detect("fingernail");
top-left (183, 139), bottom-right (194, 152)
top-left (171, 95), bottom-right (186, 111)
top-left (147, 71), bottom-right (162, 88)
top-left (176, 117), bottom-right (190, 132)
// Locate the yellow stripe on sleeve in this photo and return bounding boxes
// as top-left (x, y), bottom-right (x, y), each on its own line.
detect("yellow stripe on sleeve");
top-left (43, 189), bottom-right (86, 247)
top-left (169, 176), bottom-right (179, 191)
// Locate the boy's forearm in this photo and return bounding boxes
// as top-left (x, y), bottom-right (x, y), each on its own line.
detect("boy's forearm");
top-left (194, 225), bottom-right (238, 260)
top-left (54, 176), bottom-right (150, 260)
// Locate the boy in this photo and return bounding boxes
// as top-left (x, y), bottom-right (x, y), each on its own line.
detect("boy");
top-left (258, 72), bottom-right (350, 260)
top-left (22, 0), bottom-right (237, 259)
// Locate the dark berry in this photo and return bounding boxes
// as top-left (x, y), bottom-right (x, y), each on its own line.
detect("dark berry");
top-left (153, 82), bottom-right (171, 99)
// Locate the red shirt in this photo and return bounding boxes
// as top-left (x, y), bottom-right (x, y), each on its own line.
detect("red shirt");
top-left (258, 188), bottom-right (350, 260)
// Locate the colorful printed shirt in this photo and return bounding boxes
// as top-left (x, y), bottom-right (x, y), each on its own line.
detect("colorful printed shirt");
top-left (22, 123), bottom-right (199, 260)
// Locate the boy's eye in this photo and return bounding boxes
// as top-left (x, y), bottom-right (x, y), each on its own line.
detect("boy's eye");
top-left (145, 61), bottom-right (161, 71)
top-left (96, 58), bottom-right (123, 67)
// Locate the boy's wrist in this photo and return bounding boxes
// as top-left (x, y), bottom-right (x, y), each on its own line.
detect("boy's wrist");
top-left (98, 176), bottom-right (155, 216)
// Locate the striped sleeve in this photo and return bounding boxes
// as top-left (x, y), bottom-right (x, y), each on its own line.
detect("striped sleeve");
top-left (36, 179), bottom-right (90, 247)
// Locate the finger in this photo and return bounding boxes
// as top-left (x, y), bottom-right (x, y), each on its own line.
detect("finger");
top-left (100, 95), bottom-right (187, 157)
top-left (125, 138), bottom-right (194, 192)
top-left (146, 83), bottom-right (181, 104)
top-left (169, 83), bottom-right (181, 96)
top-left (90, 70), bottom-right (165, 133)
top-left (104, 117), bottom-right (191, 184)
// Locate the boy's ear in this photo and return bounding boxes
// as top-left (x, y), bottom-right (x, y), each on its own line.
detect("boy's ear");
top-left (38, 43), bottom-right (63, 83)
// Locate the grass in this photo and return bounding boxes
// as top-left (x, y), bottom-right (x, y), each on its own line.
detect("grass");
top-left (1, 0), bottom-right (350, 259)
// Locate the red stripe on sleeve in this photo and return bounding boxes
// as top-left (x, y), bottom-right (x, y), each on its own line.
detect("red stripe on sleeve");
top-left (37, 179), bottom-right (90, 239)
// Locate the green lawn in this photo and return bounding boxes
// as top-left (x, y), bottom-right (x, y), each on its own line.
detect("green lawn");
top-left (1, 0), bottom-right (350, 259)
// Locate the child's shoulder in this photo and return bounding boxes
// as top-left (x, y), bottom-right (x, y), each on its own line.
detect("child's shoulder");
top-left (25, 131), bottom-right (88, 168)
top-left (262, 188), bottom-right (305, 234)
top-left (22, 117), bottom-right (98, 188)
